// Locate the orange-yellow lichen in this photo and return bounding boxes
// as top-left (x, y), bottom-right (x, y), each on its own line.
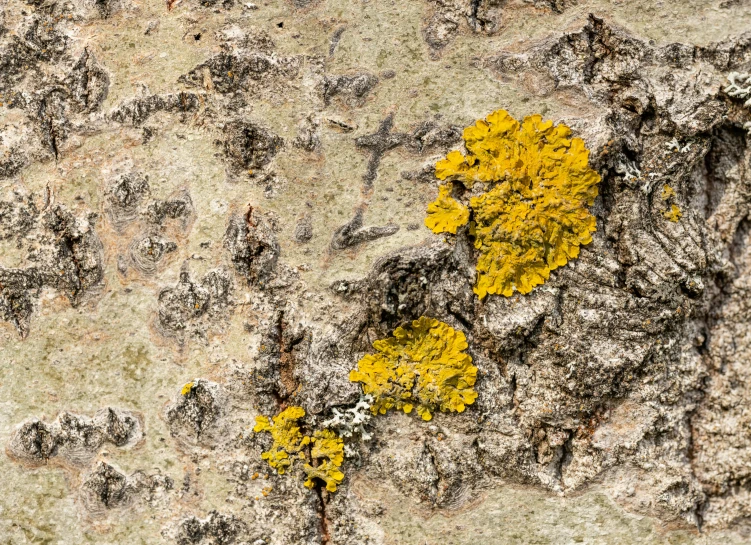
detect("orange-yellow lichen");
top-left (310, 429), bottom-right (344, 467)
top-left (664, 204), bottom-right (682, 222)
top-left (661, 185), bottom-right (682, 222)
top-left (661, 184), bottom-right (676, 200)
top-left (253, 406), bottom-right (311, 474)
top-left (349, 317), bottom-right (477, 421)
top-left (181, 382), bottom-right (194, 396)
top-left (303, 460), bottom-right (345, 493)
top-left (303, 429), bottom-right (345, 492)
top-left (429, 109), bottom-right (601, 298)
top-left (425, 183), bottom-right (470, 235)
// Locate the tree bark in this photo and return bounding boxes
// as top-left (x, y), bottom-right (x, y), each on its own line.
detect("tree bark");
top-left (3, 0), bottom-right (751, 543)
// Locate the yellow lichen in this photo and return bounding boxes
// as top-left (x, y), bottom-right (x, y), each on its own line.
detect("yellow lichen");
top-left (181, 382), bottom-right (194, 396)
top-left (661, 185), bottom-right (682, 222)
top-left (430, 109), bottom-right (601, 298)
top-left (425, 183), bottom-right (470, 234)
top-left (253, 406), bottom-right (311, 474)
top-left (303, 460), bottom-right (345, 493)
top-left (310, 429), bottom-right (344, 467)
top-left (661, 184), bottom-right (676, 200)
top-left (664, 204), bottom-right (682, 222)
top-left (349, 317), bottom-right (477, 421)
top-left (303, 429), bottom-right (345, 492)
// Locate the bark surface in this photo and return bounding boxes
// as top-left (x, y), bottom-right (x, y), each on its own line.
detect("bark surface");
top-left (3, 0), bottom-right (751, 543)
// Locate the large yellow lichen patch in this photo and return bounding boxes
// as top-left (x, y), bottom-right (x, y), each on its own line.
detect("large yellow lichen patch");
top-left (349, 317), bottom-right (477, 421)
top-left (426, 109), bottom-right (601, 298)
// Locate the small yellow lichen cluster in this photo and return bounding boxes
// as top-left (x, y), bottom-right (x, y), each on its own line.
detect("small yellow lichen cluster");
top-left (253, 406), bottom-right (310, 475)
top-left (253, 408), bottom-right (345, 492)
top-left (303, 430), bottom-right (345, 493)
top-left (661, 184), bottom-right (682, 222)
top-left (255, 318), bottom-right (480, 491)
top-left (349, 317), bottom-right (477, 421)
top-left (425, 109), bottom-right (601, 298)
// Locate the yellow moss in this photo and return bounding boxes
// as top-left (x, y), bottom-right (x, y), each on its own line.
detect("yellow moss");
top-left (181, 382), bottom-right (194, 396)
top-left (425, 183), bottom-right (470, 234)
top-left (253, 406), bottom-right (311, 474)
top-left (303, 428), bottom-right (345, 492)
top-left (432, 109), bottom-right (601, 298)
top-left (349, 317), bottom-right (477, 421)
top-left (664, 204), bottom-right (682, 222)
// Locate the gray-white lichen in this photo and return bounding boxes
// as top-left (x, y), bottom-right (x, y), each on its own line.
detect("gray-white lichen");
top-left (321, 395), bottom-right (374, 456)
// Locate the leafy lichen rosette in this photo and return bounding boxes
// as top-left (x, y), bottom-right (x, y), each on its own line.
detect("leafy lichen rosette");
top-left (425, 109), bottom-right (601, 298)
top-left (349, 317), bottom-right (478, 421)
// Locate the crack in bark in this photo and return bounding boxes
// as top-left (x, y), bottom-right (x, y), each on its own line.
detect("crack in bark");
top-left (313, 483), bottom-right (331, 545)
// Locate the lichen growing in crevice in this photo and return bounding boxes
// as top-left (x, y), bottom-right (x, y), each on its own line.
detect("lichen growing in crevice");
top-left (661, 184), bottom-right (683, 222)
top-left (303, 430), bottom-right (345, 493)
top-left (253, 407), bottom-right (346, 492)
top-left (253, 406), bottom-right (311, 475)
top-left (426, 109), bottom-right (601, 298)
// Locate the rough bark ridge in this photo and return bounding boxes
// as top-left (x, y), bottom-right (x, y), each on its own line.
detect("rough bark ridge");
top-left (4, 0), bottom-right (751, 543)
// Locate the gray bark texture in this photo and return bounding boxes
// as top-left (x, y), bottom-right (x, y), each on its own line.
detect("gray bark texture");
top-left (3, 0), bottom-right (751, 543)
